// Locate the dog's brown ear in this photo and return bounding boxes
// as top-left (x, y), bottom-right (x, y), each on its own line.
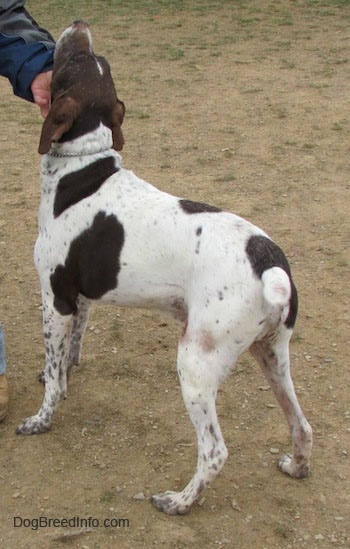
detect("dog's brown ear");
top-left (111, 100), bottom-right (125, 151)
top-left (38, 96), bottom-right (80, 154)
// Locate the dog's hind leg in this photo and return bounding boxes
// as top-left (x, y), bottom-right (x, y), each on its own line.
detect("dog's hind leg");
top-left (152, 335), bottom-right (230, 515)
top-left (17, 300), bottom-right (73, 435)
top-left (250, 326), bottom-right (312, 479)
top-left (68, 294), bottom-right (91, 378)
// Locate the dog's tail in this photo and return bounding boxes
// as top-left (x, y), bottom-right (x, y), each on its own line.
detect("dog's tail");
top-left (261, 266), bottom-right (291, 307)
top-left (261, 266), bottom-right (298, 329)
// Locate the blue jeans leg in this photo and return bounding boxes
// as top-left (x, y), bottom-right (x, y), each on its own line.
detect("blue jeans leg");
top-left (0, 325), bottom-right (7, 375)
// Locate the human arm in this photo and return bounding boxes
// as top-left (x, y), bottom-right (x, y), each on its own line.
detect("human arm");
top-left (0, 0), bottom-right (54, 108)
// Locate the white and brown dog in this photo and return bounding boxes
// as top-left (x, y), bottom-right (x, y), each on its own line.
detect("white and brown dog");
top-left (17, 21), bottom-right (312, 514)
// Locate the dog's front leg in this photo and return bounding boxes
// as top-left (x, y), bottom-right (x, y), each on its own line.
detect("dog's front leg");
top-left (17, 299), bottom-right (73, 435)
top-left (67, 294), bottom-right (91, 377)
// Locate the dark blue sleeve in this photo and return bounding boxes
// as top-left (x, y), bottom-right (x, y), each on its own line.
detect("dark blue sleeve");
top-left (0, 33), bottom-right (54, 102)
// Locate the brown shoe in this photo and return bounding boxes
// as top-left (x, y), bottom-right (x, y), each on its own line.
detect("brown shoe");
top-left (0, 374), bottom-right (9, 422)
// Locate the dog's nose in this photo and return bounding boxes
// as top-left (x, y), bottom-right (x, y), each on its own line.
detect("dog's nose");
top-left (72, 20), bottom-right (89, 30)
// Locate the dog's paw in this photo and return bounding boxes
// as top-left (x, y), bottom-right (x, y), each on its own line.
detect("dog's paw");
top-left (151, 491), bottom-right (192, 515)
top-left (38, 370), bottom-right (45, 384)
top-left (16, 415), bottom-right (51, 435)
top-left (278, 453), bottom-right (310, 479)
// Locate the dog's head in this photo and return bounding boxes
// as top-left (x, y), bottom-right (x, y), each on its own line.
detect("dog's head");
top-left (39, 20), bottom-right (125, 154)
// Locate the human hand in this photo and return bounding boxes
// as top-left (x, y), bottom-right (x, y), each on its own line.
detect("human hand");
top-left (31, 71), bottom-right (52, 118)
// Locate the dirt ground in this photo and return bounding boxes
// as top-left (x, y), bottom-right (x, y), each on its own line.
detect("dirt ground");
top-left (0, 1), bottom-right (349, 547)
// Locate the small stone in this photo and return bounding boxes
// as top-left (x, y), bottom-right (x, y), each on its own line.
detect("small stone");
top-left (133, 492), bottom-right (146, 501)
top-left (270, 448), bottom-right (279, 454)
top-left (315, 534), bottom-right (324, 540)
top-left (231, 499), bottom-right (241, 511)
top-left (12, 492), bottom-right (20, 499)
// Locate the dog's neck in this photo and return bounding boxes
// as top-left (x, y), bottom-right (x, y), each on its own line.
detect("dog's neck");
top-left (47, 122), bottom-right (114, 158)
